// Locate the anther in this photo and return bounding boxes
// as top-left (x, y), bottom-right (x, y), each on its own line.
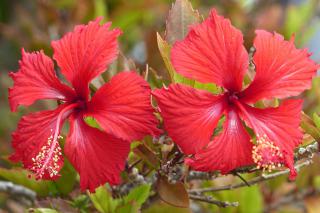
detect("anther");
top-left (252, 134), bottom-right (284, 173)
top-left (30, 132), bottom-right (63, 179)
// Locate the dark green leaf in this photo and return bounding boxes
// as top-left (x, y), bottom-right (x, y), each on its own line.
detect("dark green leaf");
top-left (0, 168), bottom-right (57, 197)
top-left (54, 159), bottom-right (77, 195)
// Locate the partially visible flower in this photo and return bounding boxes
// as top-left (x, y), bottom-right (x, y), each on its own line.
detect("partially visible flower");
top-left (153, 9), bottom-right (318, 179)
top-left (9, 17), bottom-right (159, 192)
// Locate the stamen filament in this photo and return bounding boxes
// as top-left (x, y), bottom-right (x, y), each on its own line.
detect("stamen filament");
top-left (33, 103), bottom-right (79, 179)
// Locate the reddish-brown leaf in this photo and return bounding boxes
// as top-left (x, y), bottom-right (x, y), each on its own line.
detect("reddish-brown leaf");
top-left (157, 176), bottom-right (190, 208)
top-left (165, 0), bottom-right (201, 44)
top-left (133, 143), bottom-right (159, 169)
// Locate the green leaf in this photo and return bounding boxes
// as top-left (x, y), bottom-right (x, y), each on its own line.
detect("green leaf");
top-left (71, 195), bottom-right (90, 211)
top-left (194, 81), bottom-right (221, 94)
top-left (0, 168), bottom-right (57, 197)
top-left (165, 0), bottom-right (201, 44)
top-left (84, 116), bottom-right (101, 129)
top-left (301, 113), bottom-right (320, 142)
top-left (313, 113), bottom-right (320, 129)
top-left (283, 0), bottom-right (317, 45)
top-left (313, 176), bottom-right (320, 189)
top-left (156, 33), bottom-right (195, 86)
top-left (143, 202), bottom-right (191, 213)
top-left (5, 161), bottom-right (77, 197)
top-left (156, 33), bottom-right (177, 82)
top-left (116, 202), bottom-right (139, 213)
top-left (89, 185), bottom-right (120, 213)
top-left (238, 186), bottom-right (263, 213)
top-left (173, 73), bottom-right (195, 87)
top-left (157, 33), bottom-right (220, 92)
top-left (54, 159), bottom-right (77, 195)
top-left (94, 0), bottom-right (107, 18)
top-left (52, 0), bottom-right (76, 9)
top-left (124, 184), bottom-right (151, 207)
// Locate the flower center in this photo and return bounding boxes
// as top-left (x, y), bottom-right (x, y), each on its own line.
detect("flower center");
top-left (226, 92), bottom-right (239, 105)
top-left (31, 103), bottom-right (79, 179)
top-left (74, 99), bottom-right (87, 111)
top-left (252, 134), bottom-right (284, 172)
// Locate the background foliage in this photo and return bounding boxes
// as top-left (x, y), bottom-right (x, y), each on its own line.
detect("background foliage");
top-left (1, 0), bottom-right (320, 212)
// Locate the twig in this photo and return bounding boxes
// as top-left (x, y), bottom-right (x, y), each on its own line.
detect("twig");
top-left (0, 181), bottom-right (36, 201)
top-left (189, 194), bottom-right (239, 208)
top-left (188, 159), bottom-right (313, 194)
top-left (187, 141), bottom-right (319, 182)
top-left (187, 171), bottom-right (219, 181)
top-left (264, 188), bottom-right (319, 213)
top-left (127, 159), bottom-right (142, 171)
top-left (232, 172), bottom-right (250, 187)
top-left (295, 142), bottom-right (319, 160)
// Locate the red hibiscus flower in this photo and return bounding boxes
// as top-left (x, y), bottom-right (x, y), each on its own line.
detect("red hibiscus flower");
top-left (9, 17), bottom-right (159, 192)
top-left (152, 9), bottom-right (318, 179)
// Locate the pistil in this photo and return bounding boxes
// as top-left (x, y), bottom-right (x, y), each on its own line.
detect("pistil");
top-left (252, 134), bottom-right (284, 172)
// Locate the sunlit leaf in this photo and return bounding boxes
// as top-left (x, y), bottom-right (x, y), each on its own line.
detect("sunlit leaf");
top-left (89, 185), bottom-right (120, 213)
top-left (84, 116), bottom-right (101, 129)
top-left (157, 33), bottom-right (177, 82)
top-left (313, 113), bottom-right (320, 129)
top-left (29, 208), bottom-right (59, 213)
top-left (194, 81), bottom-right (221, 94)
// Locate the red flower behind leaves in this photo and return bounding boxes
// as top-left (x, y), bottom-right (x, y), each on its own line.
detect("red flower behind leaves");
top-left (153, 9), bottom-right (318, 179)
top-left (9, 18), bottom-right (159, 192)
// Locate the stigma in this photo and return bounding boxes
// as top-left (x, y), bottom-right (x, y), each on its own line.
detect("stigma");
top-left (252, 134), bottom-right (284, 172)
top-left (31, 129), bottom-right (63, 179)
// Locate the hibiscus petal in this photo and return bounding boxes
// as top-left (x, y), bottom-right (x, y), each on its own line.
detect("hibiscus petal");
top-left (236, 99), bottom-right (303, 179)
top-left (10, 105), bottom-right (71, 180)
top-left (64, 115), bottom-right (130, 192)
top-left (171, 9), bottom-right (248, 92)
top-left (152, 84), bottom-right (226, 154)
top-left (239, 30), bottom-right (318, 103)
top-left (186, 109), bottom-right (253, 173)
top-left (52, 17), bottom-right (121, 99)
top-left (86, 71), bottom-right (160, 142)
top-left (9, 49), bottom-right (76, 112)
